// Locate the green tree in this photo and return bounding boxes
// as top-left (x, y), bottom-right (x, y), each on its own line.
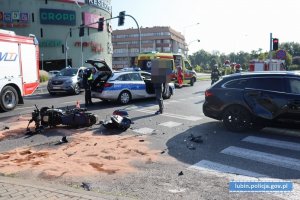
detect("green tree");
top-left (280, 42), bottom-right (300, 56)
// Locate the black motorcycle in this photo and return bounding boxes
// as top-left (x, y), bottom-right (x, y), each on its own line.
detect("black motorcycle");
top-left (26, 105), bottom-right (98, 134)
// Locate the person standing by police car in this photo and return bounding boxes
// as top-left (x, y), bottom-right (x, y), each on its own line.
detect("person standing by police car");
top-left (154, 82), bottom-right (164, 114)
top-left (82, 68), bottom-right (93, 106)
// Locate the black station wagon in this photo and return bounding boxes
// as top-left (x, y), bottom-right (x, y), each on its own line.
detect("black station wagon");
top-left (203, 71), bottom-right (300, 132)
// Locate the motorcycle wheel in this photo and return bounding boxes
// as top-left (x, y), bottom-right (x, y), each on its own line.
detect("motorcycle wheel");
top-left (88, 114), bottom-right (98, 126)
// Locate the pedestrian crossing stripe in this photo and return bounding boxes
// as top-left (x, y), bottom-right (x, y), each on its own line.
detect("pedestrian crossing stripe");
top-left (132, 127), bottom-right (155, 134)
top-left (189, 160), bottom-right (300, 200)
top-left (221, 146), bottom-right (300, 171)
top-left (159, 121), bottom-right (182, 128)
top-left (243, 136), bottom-right (300, 152)
top-left (167, 100), bottom-right (180, 103)
top-left (137, 108), bottom-right (202, 121)
top-left (189, 160), bottom-right (267, 178)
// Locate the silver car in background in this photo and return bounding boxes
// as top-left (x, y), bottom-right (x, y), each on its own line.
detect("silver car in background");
top-left (47, 67), bottom-right (86, 95)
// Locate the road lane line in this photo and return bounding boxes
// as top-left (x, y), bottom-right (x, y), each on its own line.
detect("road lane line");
top-left (221, 146), bottom-right (300, 171)
top-left (243, 136), bottom-right (300, 151)
top-left (132, 127), bottom-right (155, 134)
top-left (159, 121), bottom-right (182, 128)
top-left (136, 108), bottom-right (202, 121)
top-left (167, 100), bottom-right (180, 103)
top-left (189, 160), bottom-right (267, 178)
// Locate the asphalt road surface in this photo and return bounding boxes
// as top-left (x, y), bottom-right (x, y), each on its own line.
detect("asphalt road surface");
top-left (1, 80), bottom-right (300, 199)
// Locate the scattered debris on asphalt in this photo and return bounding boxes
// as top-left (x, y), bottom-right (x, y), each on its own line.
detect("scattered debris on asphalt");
top-left (60, 136), bottom-right (68, 143)
top-left (189, 134), bottom-right (203, 143)
top-left (81, 182), bottom-right (91, 191)
top-left (186, 145), bottom-right (196, 150)
top-left (54, 136), bottom-right (68, 145)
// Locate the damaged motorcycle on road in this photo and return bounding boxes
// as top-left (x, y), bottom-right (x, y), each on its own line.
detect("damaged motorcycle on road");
top-left (26, 105), bottom-right (98, 134)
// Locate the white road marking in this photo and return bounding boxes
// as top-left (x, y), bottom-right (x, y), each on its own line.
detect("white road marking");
top-left (189, 160), bottom-right (267, 178)
top-left (243, 136), bottom-right (300, 151)
top-left (133, 127), bottom-right (155, 134)
top-left (167, 100), bottom-right (180, 103)
top-left (137, 108), bottom-right (202, 121)
top-left (221, 146), bottom-right (300, 171)
top-left (159, 121), bottom-right (182, 128)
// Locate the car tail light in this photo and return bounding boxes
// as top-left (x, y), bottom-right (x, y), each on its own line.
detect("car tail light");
top-left (205, 90), bottom-right (213, 97)
top-left (104, 83), bottom-right (114, 87)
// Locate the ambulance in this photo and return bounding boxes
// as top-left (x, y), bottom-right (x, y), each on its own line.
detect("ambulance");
top-left (137, 52), bottom-right (197, 87)
top-left (0, 29), bottom-right (40, 111)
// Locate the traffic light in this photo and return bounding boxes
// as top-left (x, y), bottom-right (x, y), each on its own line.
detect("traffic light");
top-left (79, 24), bottom-right (84, 37)
top-left (98, 17), bottom-right (104, 32)
top-left (118, 11), bottom-right (125, 26)
top-left (273, 38), bottom-right (279, 51)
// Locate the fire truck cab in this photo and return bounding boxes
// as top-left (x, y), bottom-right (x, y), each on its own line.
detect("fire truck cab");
top-left (0, 29), bottom-right (40, 111)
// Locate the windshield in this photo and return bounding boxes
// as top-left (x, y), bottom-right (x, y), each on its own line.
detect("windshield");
top-left (56, 68), bottom-right (78, 77)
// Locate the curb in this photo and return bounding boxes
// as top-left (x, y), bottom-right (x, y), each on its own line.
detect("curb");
top-left (0, 176), bottom-right (133, 200)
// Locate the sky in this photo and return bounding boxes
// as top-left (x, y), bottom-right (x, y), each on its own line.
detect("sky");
top-left (111, 0), bottom-right (300, 55)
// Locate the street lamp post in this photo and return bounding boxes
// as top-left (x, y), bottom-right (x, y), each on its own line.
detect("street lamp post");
top-left (183, 22), bottom-right (200, 36)
top-left (182, 22), bottom-right (200, 56)
top-left (41, 53), bottom-right (44, 71)
top-left (186, 39), bottom-right (200, 57)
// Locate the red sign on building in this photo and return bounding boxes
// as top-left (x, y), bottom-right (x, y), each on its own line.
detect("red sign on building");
top-left (82, 12), bottom-right (103, 29)
top-left (57, 0), bottom-right (85, 4)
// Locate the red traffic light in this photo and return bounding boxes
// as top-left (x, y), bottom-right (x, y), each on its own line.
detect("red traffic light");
top-left (273, 38), bottom-right (279, 51)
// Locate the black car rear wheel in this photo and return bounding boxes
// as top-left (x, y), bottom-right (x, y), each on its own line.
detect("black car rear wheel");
top-left (222, 105), bottom-right (252, 132)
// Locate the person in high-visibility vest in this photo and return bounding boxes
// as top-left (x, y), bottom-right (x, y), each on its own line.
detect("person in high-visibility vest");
top-left (83, 68), bottom-right (93, 106)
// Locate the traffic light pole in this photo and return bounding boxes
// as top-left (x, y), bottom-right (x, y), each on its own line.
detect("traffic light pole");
top-left (64, 12), bottom-right (141, 68)
top-left (124, 14), bottom-right (141, 53)
top-left (269, 32), bottom-right (272, 61)
top-left (101, 14), bottom-right (141, 52)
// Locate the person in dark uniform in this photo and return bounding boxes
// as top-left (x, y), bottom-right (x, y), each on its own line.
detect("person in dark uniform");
top-left (211, 64), bottom-right (221, 85)
top-left (154, 82), bottom-right (164, 114)
top-left (82, 68), bottom-right (93, 106)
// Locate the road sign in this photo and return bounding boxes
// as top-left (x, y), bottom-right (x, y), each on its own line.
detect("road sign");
top-left (276, 50), bottom-right (286, 60)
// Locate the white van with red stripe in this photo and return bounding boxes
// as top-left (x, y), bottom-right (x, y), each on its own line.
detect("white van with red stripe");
top-left (0, 29), bottom-right (39, 111)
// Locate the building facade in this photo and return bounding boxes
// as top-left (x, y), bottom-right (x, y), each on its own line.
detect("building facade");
top-left (112, 26), bottom-right (187, 69)
top-left (0, 0), bottom-right (113, 71)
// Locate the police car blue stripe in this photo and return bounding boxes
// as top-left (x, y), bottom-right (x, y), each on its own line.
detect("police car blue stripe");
top-left (103, 83), bottom-right (146, 91)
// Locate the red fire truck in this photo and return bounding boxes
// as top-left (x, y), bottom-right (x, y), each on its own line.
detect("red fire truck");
top-left (249, 59), bottom-right (286, 72)
top-left (0, 29), bottom-right (40, 111)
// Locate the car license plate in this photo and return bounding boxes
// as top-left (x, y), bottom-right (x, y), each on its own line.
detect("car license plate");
top-left (53, 86), bottom-right (61, 89)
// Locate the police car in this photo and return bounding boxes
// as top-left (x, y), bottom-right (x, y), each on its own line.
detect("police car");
top-left (85, 60), bottom-right (175, 104)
